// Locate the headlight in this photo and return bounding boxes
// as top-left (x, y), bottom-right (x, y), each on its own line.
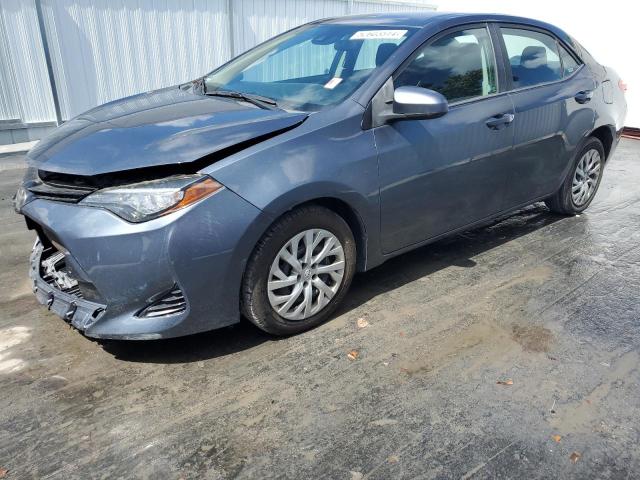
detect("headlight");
top-left (14, 167), bottom-right (39, 213)
top-left (80, 175), bottom-right (223, 222)
top-left (13, 185), bottom-right (31, 213)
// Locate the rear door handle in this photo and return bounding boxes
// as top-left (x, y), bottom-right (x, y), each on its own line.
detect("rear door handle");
top-left (574, 90), bottom-right (593, 104)
top-left (485, 113), bottom-right (515, 130)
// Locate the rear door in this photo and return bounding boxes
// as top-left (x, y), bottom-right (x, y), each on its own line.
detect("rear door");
top-left (375, 25), bottom-right (515, 253)
top-left (495, 24), bottom-right (596, 208)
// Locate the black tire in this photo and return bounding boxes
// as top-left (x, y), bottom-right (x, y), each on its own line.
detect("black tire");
top-left (241, 205), bottom-right (356, 335)
top-left (545, 137), bottom-right (605, 215)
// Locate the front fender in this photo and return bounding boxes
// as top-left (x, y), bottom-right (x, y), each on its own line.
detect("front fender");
top-left (204, 102), bottom-right (384, 269)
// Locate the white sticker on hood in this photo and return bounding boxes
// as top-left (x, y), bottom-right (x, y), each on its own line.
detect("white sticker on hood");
top-left (350, 30), bottom-right (407, 40)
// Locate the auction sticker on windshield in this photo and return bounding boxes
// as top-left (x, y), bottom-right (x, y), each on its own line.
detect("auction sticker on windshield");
top-left (324, 77), bottom-right (343, 89)
top-left (350, 30), bottom-right (407, 40)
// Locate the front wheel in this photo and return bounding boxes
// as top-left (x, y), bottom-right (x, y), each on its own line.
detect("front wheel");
top-left (545, 137), bottom-right (605, 215)
top-left (241, 205), bottom-right (356, 335)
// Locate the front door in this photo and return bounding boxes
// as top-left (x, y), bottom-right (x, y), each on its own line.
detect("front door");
top-left (375, 26), bottom-right (515, 253)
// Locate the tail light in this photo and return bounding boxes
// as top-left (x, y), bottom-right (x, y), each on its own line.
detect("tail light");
top-left (618, 79), bottom-right (627, 92)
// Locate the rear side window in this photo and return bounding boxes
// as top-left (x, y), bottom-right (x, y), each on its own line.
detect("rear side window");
top-left (570, 37), bottom-right (605, 78)
top-left (500, 27), bottom-right (562, 88)
top-left (394, 27), bottom-right (498, 103)
top-left (558, 44), bottom-right (580, 77)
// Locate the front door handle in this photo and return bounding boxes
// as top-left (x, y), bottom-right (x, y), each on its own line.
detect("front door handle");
top-left (574, 90), bottom-right (593, 104)
top-left (485, 113), bottom-right (515, 130)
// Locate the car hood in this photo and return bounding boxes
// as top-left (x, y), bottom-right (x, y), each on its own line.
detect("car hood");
top-left (28, 87), bottom-right (307, 176)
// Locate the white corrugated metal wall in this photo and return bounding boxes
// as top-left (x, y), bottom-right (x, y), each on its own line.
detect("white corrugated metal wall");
top-left (229, 0), bottom-right (423, 55)
top-left (40, 0), bottom-right (231, 121)
top-left (0, 0), bottom-right (435, 144)
top-left (0, 0), bottom-right (57, 124)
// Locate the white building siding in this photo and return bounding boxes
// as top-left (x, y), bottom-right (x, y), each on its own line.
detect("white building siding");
top-left (0, 0), bottom-right (56, 124)
top-left (352, 1), bottom-right (421, 13)
top-left (0, 11), bottom-right (22, 122)
top-left (231, 0), bottom-right (347, 56)
top-left (40, 0), bottom-right (231, 121)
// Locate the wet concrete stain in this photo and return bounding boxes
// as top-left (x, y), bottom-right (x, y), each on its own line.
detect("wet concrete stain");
top-left (511, 324), bottom-right (554, 353)
top-left (550, 350), bottom-right (639, 435)
top-left (1, 140), bottom-right (640, 478)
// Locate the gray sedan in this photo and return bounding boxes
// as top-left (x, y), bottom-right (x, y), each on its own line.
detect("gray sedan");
top-left (14, 12), bottom-right (627, 339)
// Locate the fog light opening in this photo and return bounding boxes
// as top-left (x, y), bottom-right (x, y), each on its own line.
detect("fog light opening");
top-left (137, 286), bottom-right (187, 318)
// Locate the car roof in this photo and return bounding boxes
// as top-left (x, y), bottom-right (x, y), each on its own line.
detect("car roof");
top-left (318, 11), bottom-right (456, 28)
top-left (317, 12), bottom-right (570, 42)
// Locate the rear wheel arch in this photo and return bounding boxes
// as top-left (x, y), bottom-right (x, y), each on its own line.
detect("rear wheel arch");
top-left (546, 136), bottom-right (604, 215)
top-left (590, 125), bottom-right (614, 161)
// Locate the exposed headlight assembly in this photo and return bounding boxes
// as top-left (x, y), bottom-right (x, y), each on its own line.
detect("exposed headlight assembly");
top-left (14, 167), bottom-right (39, 213)
top-left (80, 175), bottom-right (223, 222)
top-left (13, 184), bottom-right (31, 213)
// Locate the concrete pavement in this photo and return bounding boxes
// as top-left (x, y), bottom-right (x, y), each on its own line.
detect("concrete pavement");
top-left (1, 140), bottom-right (639, 479)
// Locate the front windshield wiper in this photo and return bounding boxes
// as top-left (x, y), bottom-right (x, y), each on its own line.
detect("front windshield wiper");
top-left (204, 89), bottom-right (278, 110)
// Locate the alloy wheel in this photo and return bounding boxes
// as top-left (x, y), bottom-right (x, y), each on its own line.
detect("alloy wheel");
top-left (267, 229), bottom-right (345, 320)
top-left (572, 148), bottom-right (602, 206)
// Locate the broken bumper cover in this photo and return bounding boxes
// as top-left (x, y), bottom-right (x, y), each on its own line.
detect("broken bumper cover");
top-left (21, 187), bottom-right (267, 340)
top-left (30, 242), bottom-right (107, 331)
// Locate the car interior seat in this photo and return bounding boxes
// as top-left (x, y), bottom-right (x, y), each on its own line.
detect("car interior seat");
top-left (375, 43), bottom-right (399, 67)
top-left (513, 46), bottom-right (557, 87)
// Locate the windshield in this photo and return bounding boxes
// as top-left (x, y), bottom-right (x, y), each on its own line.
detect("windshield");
top-left (204, 24), bottom-right (417, 112)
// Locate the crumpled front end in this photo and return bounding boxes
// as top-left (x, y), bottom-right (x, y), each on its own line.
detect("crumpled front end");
top-left (30, 240), bottom-right (108, 331)
top-left (20, 185), bottom-right (268, 340)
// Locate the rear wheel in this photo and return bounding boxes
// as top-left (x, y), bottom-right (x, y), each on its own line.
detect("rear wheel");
top-left (241, 205), bottom-right (356, 335)
top-left (545, 137), bottom-right (605, 215)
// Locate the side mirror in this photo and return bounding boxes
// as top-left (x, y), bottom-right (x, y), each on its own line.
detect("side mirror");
top-left (391, 86), bottom-right (448, 120)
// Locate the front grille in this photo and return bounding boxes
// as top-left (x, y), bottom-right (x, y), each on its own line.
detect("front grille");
top-left (28, 182), bottom-right (93, 203)
top-left (138, 286), bottom-right (187, 318)
top-left (39, 246), bottom-right (83, 298)
top-left (27, 169), bottom-right (96, 203)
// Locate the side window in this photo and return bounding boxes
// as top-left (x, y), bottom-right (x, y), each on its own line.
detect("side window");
top-left (500, 27), bottom-right (562, 88)
top-left (394, 27), bottom-right (498, 103)
top-left (558, 44), bottom-right (580, 77)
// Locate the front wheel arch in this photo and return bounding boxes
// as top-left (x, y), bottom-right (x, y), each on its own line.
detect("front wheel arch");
top-left (258, 188), bottom-right (373, 272)
top-left (240, 204), bottom-right (357, 335)
top-left (291, 198), bottom-right (367, 272)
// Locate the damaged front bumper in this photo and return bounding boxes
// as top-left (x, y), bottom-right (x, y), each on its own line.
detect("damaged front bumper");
top-left (30, 240), bottom-right (107, 331)
top-left (21, 187), bottom-right (268, 340)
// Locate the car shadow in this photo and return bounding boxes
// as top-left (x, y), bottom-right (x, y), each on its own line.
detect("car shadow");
top-left (337, 203), bottom-right (564, 317)
top-left (100, 320), bottom-right (274, 363)
top-left (101, 203), bottom-right (564, 364)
